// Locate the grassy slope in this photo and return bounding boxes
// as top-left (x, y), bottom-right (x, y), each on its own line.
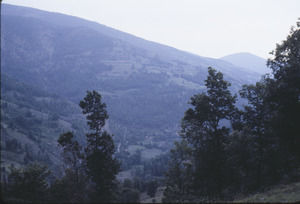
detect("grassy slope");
top-left (234, 182), bottom-right (300, 203)
top-left (139, 182), bottom-right (300, 203)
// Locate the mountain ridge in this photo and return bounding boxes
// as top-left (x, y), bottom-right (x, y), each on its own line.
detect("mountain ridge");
top-left (220, 52), bottom-right (270, 74)
top-left (2, 3), bottom-right (262, 79)
top-left (1, 4), bottom-right (264, 177)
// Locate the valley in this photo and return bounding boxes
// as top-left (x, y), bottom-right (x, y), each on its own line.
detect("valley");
top-left (0, 3), bottom-right (263, 179)
top-left (0, 3), bottom-right (280, 203)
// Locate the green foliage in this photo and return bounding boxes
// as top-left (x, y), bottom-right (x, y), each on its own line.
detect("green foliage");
top-left (162, 140), bottom-right (194, 203)
top-left (2, 163), bottom-right (51, 203)
top-left (143, 153), bottom-right (170, 177)
top-left (1, 74), bottom-right (86, 173)
top-left (118, 179), bottom-right (141, 203)
top-left (79, 90), bottom-right (121, 203)
top-left (266, 20), bottom-right (300, 169)
top-left (57, 131), bottom-right (84, 174)
top-left (163, 20), bottom-right (300, 202)
top-left (57, 131), bottom-right (88, 202)
top-left (147, 180), bottom-right (157, 198)
top-left (236, 79), bottom-right (281, 188)
top-left (48, 178), bottom-right (69, 203)
top-left (79, 90), bottom-right (108, 133)
top-left (49, 168), bottom-right (90, 203)
top-left (164, 67), bottom-right (237, 202)
top-left (180, 67), bottom-right (236, 199)
top-left (119, 188), bottom-right (140, 203)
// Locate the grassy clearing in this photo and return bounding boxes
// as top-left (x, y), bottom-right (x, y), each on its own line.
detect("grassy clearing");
top-left (141, 148), bottom-right (163, 160)
top-left (127, 145), bottom-right (145, 155)
top-left (234, 182), bottom-right (300, 203)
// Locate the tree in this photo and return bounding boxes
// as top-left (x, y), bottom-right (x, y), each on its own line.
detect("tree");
top-left (79, 90), bottom-right (120, 203)
top-left (238, 79), bottom-right (279, 187)
top-left (2, 163), bottom-right (50, 203)
top-left (147, 180), bottom-right (157, 198)
top-left (179, 67), bottom-right (236, 199)
top-left (48, 177), bottom-right (69, 203)
top-left (225, 129), bottom-right (260, 193)
top-left (266, 19), bottom-right (300, 170)
top-left (57, 131), bottom-right (88, 202)
top-left (118, 187), bottom-right (140, 203)
top-left (57, 131), bottom-right (84, 185)
top-left (163, 140), bottom-right (194, 203)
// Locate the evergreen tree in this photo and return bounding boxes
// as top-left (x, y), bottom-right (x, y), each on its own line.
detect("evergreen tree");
top-left (79, 90), bottom-right (121, 203)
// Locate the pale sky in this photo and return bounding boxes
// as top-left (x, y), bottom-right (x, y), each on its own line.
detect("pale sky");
top-left (2, 0), bottom-right (300, 59)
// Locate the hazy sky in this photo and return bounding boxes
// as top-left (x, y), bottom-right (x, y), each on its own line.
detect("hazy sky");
top-left (3, 0), bottom-right (300, 59)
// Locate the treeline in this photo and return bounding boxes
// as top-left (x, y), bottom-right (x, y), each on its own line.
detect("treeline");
top-left (2, 91), bottom-right (122, 203)
top-left (1, 90), bottom-right (168, 203)
top-left (163, 21), bottom-right (300, 202)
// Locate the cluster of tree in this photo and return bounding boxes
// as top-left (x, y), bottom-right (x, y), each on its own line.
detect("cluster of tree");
top-left (2, 91), bottom-right (121, 203)
top-left (163, 21), bottom-right (300, 202)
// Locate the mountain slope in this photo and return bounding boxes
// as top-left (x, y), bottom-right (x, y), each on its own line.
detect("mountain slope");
top-left (1, 74), bottom-right (86, 177)
top-left (2, 4), bottom-right (260, 83)
top-left (1, 4), bottom-right (262, 173)
top-left (220, 52), bottom-right (270, 75)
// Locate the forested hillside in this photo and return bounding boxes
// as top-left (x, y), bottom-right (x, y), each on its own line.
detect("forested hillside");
top-left (1, 74), bottom-right (86, 175)
top-left (1, 3), bottom-right (298, 203)
top-left (1, 3), bottom-right (261, 170)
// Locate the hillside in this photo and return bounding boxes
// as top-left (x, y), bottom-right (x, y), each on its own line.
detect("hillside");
top-left (234, 182), bottom-right (300, 203)
top-left (220, 52), bottom-right (270, 74)
top-left (1, 74), bottom-right (87, 177)
top-left (1, 4), bottom-right (262, 180)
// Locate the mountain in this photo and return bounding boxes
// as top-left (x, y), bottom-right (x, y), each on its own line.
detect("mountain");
top-left (1, 4), bottom-right (262, 175)
top-left (220, 52), bottom-right (270, 75)
top-left (1, 74), bottom-right (87, 178)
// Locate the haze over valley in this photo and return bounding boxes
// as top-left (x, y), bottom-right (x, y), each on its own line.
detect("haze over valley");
top-left (1, 3), bottom-right (299, 203)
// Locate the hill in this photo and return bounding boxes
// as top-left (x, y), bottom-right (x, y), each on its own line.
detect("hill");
top-left (1, 4), bottom-right (262, 180)
top-left (220, 52), bottom-right (270, 74)
top-left (1, 74), bottom-right (87, 178)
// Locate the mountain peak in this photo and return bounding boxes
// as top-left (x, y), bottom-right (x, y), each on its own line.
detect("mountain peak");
top-left (220, 52), bottom-right (270, 75)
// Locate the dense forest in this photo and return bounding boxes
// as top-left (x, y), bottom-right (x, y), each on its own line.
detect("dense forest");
top-left (1, 3), bottom-right (299, 203)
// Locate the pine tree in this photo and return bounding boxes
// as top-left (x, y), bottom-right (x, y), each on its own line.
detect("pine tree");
top-left (79, 90), bottom-right (120, 203)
